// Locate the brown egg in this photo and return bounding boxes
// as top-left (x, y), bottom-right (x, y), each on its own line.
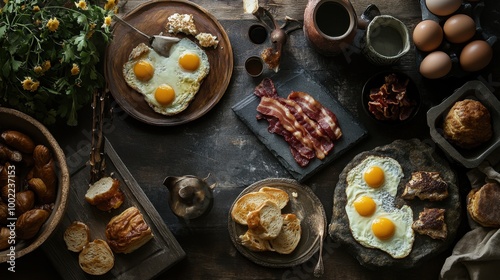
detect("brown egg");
top-left (444, 14), bottom-right (476, 44)
top-left (460, 40), bottom-right (493, 72)
top-left (426, 0), bottom-right (462, 16)
top-left (413, 20), bottom-right (443, 52)
top-left (420, 51), bottom-right (452, 79)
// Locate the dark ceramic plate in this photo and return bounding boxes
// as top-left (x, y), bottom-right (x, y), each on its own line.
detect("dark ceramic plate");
top-left (361, 70), bottom-right (420, 125)
top-left (228, 178), bottom-right (326, 268)
top-left (232, 68), bottom-right (368, 182)
top-left (105, 0), bottom-right (233, 126)
top-left (427, 80), bottom-right (500, 168)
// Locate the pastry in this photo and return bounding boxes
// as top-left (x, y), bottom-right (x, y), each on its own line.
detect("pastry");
top-left (443, 99), bottom-right (492, 149)
top-left (467, 182), bottom-right (500, 228)
top-left (105, 206), bottom-right (153, 253)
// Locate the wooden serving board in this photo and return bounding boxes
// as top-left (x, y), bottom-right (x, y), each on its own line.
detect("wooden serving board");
top-left (42, 139), bottom-right (185, 280)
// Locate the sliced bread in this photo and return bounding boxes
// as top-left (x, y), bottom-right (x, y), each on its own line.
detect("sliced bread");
top-left (231, 188), bottom-right (288, 225)
top-left (85, 177), bottom-right (124, 211)
top-left (247, 200), bottom-right (283, 240)
top-left (78, 239), bottom-right (114, 275)
top-left (239, 230), bottom-right (274, 252)
top-left (64, 221), bottom-right (90, 252)
top-left (258, 187), bottom-right (289, 209)
top-left (270, 214), bottom-right (301, 254)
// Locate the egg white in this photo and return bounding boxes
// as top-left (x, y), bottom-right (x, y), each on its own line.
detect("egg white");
top-left (123, 38), bottom-right (210, 115)
top-left (345, 155), bottom-right (415, 259)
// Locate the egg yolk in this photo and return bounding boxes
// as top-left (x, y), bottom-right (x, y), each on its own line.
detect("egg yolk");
top-left (179, 52), bottom-right (200, 71)
top-left (364, 166), bottom-right (385, 188)
top-left (133, 60), bottom-right (154, 81)
top-left (353, 196), bottom-right (376, 217)
top-left (154, 84), bottom-right (175, 106)
top-left (371, 217), bottom-right (395, 240)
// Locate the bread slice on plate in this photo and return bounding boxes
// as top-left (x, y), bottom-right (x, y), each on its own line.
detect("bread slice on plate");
top-left (258, 187), bottom-right (289, 209)
top-left (270, 213), bottom-right (301, 254)
top-left (239, 230), bottom-right (274, 252)
top-left (78, 239), bottom-right (114, 275)
top-left (247, 200), bottom-right (283, 240)
top-left (231, 188), bottom-right (288, 225)
top-left (85, 177), bottom-right (125, 211)
top-left (64, 221), bottom-right (90, 252)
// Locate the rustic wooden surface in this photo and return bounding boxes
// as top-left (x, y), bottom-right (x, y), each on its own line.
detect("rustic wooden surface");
top-left (2, 0), bottom-right (499, 279)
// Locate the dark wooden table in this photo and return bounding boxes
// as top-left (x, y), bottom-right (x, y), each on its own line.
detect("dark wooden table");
top-left (2, 0), bottom-right (499, 279)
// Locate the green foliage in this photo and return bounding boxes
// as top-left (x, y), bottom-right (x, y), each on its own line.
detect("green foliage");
top-left (0, 0), bottom-right (116, 125)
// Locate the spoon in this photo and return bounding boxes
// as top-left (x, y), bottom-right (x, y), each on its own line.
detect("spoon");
top-left (113, 15), bottom-right (180, 57)
top-left (313, 228), bottom-right (324, 278)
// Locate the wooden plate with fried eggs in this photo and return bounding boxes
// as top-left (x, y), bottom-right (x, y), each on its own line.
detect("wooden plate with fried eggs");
top-left (105, 0), bottom-right (233, 126)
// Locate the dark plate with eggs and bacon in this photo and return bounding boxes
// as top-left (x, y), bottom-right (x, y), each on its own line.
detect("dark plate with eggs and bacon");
top-left (105, 0), bottom-right (233, 126)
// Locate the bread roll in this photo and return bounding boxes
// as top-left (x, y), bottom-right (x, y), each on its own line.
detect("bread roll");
top-left (443, 99), bottom-right (492, 149)
top-left (64, 221), bottom-right (90, 252)
top-left (467, 182), bottom-right (500, 228)
top-left (78, 239), bottom-right (114, 275)
top-left (85, 177), bottom-right (124, 211)
top-left (105, 206), bottom-right (153, 253)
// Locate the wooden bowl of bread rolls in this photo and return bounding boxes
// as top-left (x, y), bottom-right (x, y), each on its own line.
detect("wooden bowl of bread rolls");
top-left (0, 107), bottom-right (70, 263)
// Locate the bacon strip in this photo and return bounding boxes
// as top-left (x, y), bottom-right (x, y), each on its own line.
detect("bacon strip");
top-left (257, 115), bottom-right (314, 167)
top-left (257, 96), bottom-right (328, 159)
top-left (254, 78), bottom-right (342, 167)
top-left (288, 91), bottom-right (342, 141)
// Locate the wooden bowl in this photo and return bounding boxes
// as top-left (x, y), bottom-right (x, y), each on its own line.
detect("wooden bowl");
top-left (0, 107), bottom-right (70, 263)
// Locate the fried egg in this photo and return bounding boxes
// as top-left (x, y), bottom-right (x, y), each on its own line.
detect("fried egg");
top-left (345, 156), bottom-right (414, 259)
top-left (123, 38), bottom-right (210, 115)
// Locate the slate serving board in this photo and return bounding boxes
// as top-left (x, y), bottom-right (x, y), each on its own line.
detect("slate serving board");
top-left (232, 68), bottom-right (368, 182)
top-left (42, 139), bottom-right (185, 280)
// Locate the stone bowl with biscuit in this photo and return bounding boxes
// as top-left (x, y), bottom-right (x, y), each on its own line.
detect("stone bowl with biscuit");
top-left (427, 80), bottom-right (500, 168)
top-left (329, 139), bottom-right (461, 269)
top-left (0, 107), bottom-right (70, 263)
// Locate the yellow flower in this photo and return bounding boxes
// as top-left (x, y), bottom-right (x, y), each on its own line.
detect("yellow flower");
top-left (102, 16), bottom-right (112, 28)
top-left (21, 77), bottom-right (40, 92)
top-left (71, 63), bottom-right (80, 75)
top-left (104, 0), bottom-right (116, 11)
top-left (33, 65), bottom-right (43, 75)
top-left (42, 60), bottom-right (51, 72)
top-left (47, 18), bottom-right (59, 32)
top-left (75, 0), bottom-right (88, 10)
top-left (33, 5), bottom-right (40, 12)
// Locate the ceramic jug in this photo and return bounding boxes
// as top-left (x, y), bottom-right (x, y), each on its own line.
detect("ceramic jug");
top-left (303, 0), bottom-right (379, 56)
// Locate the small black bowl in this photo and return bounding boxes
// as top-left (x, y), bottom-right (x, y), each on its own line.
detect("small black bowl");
top-left (361, 70), bottom-right (421, 125)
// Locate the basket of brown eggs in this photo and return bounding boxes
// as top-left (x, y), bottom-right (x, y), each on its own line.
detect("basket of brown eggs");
top-left (0, 107), bottom-right (70, 263)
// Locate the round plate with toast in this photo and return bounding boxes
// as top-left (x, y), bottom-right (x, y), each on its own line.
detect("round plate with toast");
top-left (228, 178), bottom-right (327, 268)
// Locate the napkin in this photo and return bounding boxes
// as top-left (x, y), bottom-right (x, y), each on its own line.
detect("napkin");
top-left (440, 151), bottom-right (500, 280)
